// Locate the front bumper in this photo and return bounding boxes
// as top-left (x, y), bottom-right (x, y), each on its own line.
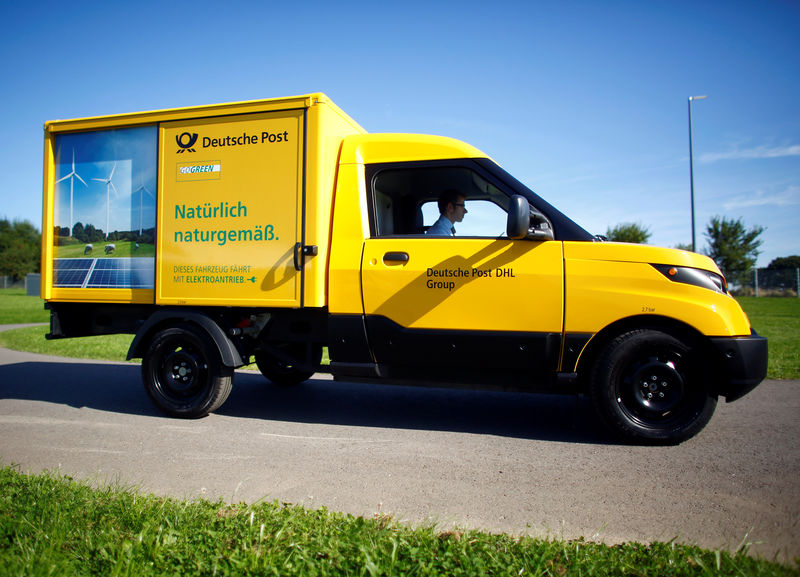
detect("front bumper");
top-left (710, 331), bottom-right (768, 402)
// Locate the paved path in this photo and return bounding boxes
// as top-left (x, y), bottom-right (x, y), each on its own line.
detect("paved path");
top-left (0, 327), bottom-right (797, 561)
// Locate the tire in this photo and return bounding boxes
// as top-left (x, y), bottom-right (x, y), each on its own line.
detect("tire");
top-left (254, 342), bottom-right (322, 386)
top-left (590, 329), bottom-right (717, 444)
top-left (142, 324), bottom-right (233, 418)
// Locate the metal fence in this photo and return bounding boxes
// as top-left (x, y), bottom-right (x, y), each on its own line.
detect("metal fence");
top-left (0, 276), bottom-right (25, 290)
top-left (728, 267), bottom-right (800, 297)
top-left (0, 275), bottom-right (40, 296)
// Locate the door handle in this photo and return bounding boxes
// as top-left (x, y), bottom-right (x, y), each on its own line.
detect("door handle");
top-left (293, 243), bottom-right (319, 271)
top-left (382, 251), bottom-right (409, 264)
top-left (293, 242), bottom-right (302, 271)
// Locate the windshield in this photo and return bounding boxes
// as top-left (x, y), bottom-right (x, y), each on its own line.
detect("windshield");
top-left (474, 158), bottom-right (594, 242)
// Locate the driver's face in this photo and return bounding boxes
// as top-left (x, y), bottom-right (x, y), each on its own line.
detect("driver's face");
top-left (448, 197), bottom-right (467, 222)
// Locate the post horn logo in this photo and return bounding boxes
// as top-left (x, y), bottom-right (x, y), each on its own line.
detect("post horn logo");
top-left (176, 132), bottom-right (199, 153)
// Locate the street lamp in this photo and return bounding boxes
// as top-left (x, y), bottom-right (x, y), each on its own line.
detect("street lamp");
top-left (688, 95), bottom-right (707, 252)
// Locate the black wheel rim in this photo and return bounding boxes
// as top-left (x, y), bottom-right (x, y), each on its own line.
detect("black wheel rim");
top-left (155, 338), bottom-right (208, 402)
top-left (616, 348), bottom-right (690, 428)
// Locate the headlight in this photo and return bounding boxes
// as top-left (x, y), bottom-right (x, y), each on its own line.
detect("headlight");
top-left (652, 264), bottom-right (728, 294)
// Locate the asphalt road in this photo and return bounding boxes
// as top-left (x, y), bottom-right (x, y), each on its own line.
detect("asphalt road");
top-left (0, 329), bottom-right (798, 561)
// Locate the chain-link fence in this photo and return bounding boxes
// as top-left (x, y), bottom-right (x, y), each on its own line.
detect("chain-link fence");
top-left (0, 276), bottom-right (25, 290)
top-left (0, 275), bottom-right (40, 296)
top-left (727, 267), bottom-right (800, 297)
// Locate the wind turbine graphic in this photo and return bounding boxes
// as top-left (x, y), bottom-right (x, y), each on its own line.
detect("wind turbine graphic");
top-left (92, 162), bottom-right (118, 240)
top-left (55, 149), bottom-right (87, 232)
top-left (134, 176), bottom-right (155, 235)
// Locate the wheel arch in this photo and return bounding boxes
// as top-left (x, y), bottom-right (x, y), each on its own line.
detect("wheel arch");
top-left (127, 309), bottom-right (245, 368)
top-left (572, 315), bottom-right (723, 393)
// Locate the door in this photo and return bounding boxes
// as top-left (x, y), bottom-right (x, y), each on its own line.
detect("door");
top-left (157, 110), bottom-right (306, 307)
top-left (360, 235), bottom-right (564, 385)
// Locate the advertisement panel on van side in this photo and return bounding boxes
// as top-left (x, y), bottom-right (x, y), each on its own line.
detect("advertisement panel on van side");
top-left (157, 110), bottom-right (305, 306)
top-left (48, 126), bottom-right (158, 302)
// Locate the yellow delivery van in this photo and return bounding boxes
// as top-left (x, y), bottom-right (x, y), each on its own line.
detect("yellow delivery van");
top-left (41, 93), bottom-right (767, 444)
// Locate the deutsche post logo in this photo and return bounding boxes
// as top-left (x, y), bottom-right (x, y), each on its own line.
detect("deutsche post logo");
top-left (176, 132), bottom-right (199, 153)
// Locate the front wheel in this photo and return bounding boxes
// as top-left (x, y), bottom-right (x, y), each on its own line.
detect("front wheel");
top-left (142, 324), bottom-right (233, 418)
top-left (590, 329), bottom-right (717, 444)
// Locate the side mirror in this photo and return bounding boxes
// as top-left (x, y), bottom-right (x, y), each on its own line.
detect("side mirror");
top-left (507, 195), bottom-right (555, 241)
top-left (507, 195), bottom-right (530, 239)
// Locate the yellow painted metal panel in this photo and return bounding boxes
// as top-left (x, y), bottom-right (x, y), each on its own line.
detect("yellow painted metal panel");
top-left (361, 238), bottom-right (564, 332)
top-left (339, 133), bottom-right (489, 165)
top-left (564, 241), bottom-right (722, 271)
top-left (327, 163), bottom-right (371, 314)
top-left (41, 132), bottom-right (56, 300)
top-left (43, 94), bottom-right (332, 134)
top-left (43, 288), bottom-right (155, 304)
top-left (563, 242), bottom-right (752, 336)
top-left (303, 99), bottom-right (367, 308)
top-left (157, 110), bottom-right (304, 306)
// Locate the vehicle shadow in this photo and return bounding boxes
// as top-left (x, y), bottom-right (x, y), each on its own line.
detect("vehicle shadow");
top-left (223, 372), bottom-right (615, 445)
top-left (0, 361), bottom-right (160, 417)
top-left (0, 360), bottom-right (615, 444)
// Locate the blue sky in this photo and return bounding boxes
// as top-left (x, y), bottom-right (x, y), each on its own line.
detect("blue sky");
top-left (1, 0), bottom-right (798, 266)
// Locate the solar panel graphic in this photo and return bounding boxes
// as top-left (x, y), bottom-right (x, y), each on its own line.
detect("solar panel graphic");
top-left (54, 258), bottom-right (154, 289)
top-left (52, 258), bottom-right (94, 287)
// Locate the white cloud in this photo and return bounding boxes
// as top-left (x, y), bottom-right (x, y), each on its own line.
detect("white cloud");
top-left (700, 144), bottom-right (800, 163)
top-left (723, 186), bottom-right (800, 210)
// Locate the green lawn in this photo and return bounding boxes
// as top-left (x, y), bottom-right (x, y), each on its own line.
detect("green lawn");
top-left (0, 289), bottom-right (49, 324)
top-left (55, 240), bottom-right (155, 259)
top-left (0, 290), bottom-right (133, 362)
top-left (738, 297), bottom-right (800, 379)
top-left (0, 466), bottom-right (795, 577)
top-left (0, 324), bottom-right (135, 362)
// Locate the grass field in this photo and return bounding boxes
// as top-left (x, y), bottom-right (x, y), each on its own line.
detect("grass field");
top-left (0, 289), bottom-right (49, 324)
top-left (55, 240), bottom-right (155, 259)
top-left (0, 324), bottom-right (134, 361)
top-left (0, 289), bottom-right (132, 361)
top-left (0, 465), bottom-right (796, 577)
top-left (737, 297), bottom-right (800, 379)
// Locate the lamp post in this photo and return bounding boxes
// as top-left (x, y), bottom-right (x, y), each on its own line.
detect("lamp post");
top-left (688, 95), bottom-right (707, 252)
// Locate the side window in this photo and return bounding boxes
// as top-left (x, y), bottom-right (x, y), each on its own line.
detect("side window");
top-left (369, 163), bottom-right (519, 238)
top-left (421, 199), bottom-right (509, 237)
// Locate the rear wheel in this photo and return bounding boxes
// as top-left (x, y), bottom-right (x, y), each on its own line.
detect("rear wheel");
top-left (254, 342), bottom-right (322, 386)
top-left (142, 324), bottom-right (233, 418)
top-left (590, 329), bottom-right (717, 444)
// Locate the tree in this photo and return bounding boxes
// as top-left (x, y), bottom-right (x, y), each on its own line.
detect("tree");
top-left (72, 222), bottom-right (86, 243)
top-left (83, 223), bottom-right (104, 243)
top-left (605, 222), bottom-right (651, 244)
top-left (704, 216), bottom-right (764, 278)
top-left (0, 218), bottom-right (41, 280)
top-left (767, 255), bottom-right (800, 270)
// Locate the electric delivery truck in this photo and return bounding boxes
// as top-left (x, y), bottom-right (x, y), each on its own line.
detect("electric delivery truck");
top-left (41, 93), bottom-right (767, 444)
